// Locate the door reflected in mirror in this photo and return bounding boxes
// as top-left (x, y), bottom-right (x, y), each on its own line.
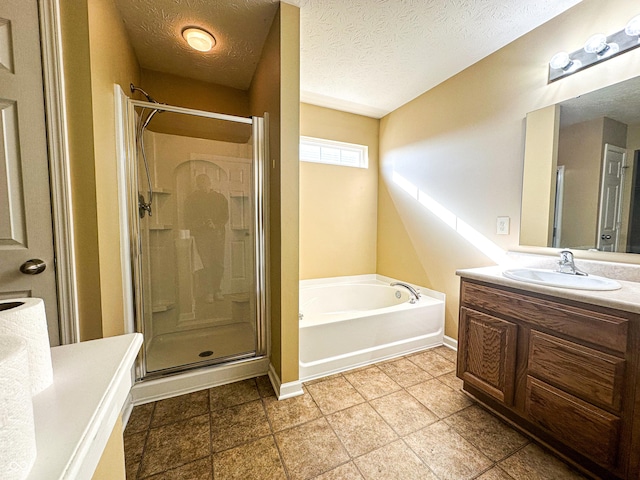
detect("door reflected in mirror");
top-left (521, 76), bottom-right (640, 254)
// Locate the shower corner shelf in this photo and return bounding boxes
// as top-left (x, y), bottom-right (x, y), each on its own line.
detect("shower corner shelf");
top-left (149, 224), bottom-right (173, 231)
top-left (152, 187), bottom-right (172, 195)
top-left (151, 302), bottom-right (176, 313)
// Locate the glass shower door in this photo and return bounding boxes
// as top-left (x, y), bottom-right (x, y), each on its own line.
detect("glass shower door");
top-left (130, 102), bottom-right (266, 377)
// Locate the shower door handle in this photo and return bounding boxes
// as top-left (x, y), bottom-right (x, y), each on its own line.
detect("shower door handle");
top-left (20, 259), bottom-right (46, 275)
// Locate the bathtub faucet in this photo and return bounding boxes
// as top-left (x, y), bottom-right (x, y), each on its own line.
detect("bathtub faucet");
top-left (390, 282), bottom-right (421, 304)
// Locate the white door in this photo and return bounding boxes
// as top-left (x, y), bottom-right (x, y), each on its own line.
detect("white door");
top-left (0, 0), bottom-right (59, 345)
top-left (597, 144), bottom-right (627, 252)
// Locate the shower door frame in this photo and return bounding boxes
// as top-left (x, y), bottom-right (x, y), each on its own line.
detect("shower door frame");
top-left (121, 95), bottom-right (269, 380)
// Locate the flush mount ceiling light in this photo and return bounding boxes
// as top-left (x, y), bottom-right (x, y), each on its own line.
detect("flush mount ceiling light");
top-left (182, 27), bottom-right (216, 52)
top-left (549, 14), bottom-right (640, 82)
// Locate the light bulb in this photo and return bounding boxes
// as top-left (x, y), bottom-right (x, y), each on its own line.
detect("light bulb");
top-left (625, 15), bottom-right (640, 37)
top-left (584, 34), bottom-right (609, 55)
top-left (549, 52), bottom-right (572, 70)
top-left (182, 28), bottom-right (216, 52)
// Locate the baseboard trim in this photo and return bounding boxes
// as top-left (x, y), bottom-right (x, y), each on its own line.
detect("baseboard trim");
top-left (268, 363), bottom-right (304, 400)
top-left (131, 357), bottom-right (269, 405)
top-left (443, 335), bottom-right (458, 350)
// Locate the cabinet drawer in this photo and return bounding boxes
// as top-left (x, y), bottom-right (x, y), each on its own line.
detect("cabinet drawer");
top-left (461, 281), bottom-right (628, 353)
top-left (528, 331), bottom-right (625, 412)
top-left (526, 376), bottom-right (621, 468)
top-left (458, 307), bottom-right (517, 405)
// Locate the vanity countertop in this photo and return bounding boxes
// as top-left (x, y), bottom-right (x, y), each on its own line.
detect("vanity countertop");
top-left (457, 266), bottom-right (640, 315)
top-left (27, 333), bottom-right (143, 480)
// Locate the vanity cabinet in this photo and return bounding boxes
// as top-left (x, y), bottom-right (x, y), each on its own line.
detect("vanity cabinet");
top-left (457, 278), bottom-right (640, 480)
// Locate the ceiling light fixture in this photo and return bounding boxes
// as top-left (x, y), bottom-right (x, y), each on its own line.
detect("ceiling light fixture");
top-left (549, 14), bottom-right (640, 82)
top-left (182, 27), bottom-right (216, 52)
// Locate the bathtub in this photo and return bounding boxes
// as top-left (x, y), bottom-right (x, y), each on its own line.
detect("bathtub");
top-left (299, 274), bottom-right (445, 381)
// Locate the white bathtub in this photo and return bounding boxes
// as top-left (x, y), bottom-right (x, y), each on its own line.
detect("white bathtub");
top-left (299, 274), bottom-right (445, 381)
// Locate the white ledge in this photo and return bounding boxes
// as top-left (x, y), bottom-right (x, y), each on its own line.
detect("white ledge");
top-left (27, 333), bottom-right (142, 480)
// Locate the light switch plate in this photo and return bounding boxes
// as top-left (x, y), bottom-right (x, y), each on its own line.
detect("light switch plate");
top-left (497, 216), bottom-right (510, 235)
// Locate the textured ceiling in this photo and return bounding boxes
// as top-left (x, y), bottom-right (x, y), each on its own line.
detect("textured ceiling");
top-left (114, 0), bottom-right (582, 117)
top-left (113, 0), bottom-right (280, 90)
top-left (292, 0), bottom-right (583, 117)
top-left (560, 76), bottom-right (640, 128)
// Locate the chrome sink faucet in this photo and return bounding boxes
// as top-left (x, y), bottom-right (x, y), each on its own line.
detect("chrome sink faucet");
top-left (390, 282), bottom-right (421, 304)
top-left (557, 250), bottom-right (588, 276)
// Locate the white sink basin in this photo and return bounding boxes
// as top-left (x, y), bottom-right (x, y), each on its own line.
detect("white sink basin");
top-left (502, 268), bottom-right (622, 291)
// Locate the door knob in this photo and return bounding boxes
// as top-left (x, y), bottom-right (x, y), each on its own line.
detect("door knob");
top-left (20, 259), bottom-right (46, 275)
top-left (601, 234), bottom-right (612, 240)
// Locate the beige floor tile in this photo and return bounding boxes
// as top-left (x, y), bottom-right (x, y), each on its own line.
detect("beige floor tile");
top-left (311, 462), bottom-right (364, 479)
top-left (213, 436), bottom-right (286, 480)
top-left (326, 403), bottom-right (398, 457)
top-left (432, 345), bottom-right (458, 363)
top-left (407, 378), bottom-right (472, 418)
top-left (255, 375), bottom-right (275, 397)
top-left (377, 357), bottom-right (433, 388)
top-left (150, 390), bottom-right (209, 427)
top-left (354, 440), bottom-right (437, 480)
top-left (445, 405), bottom-right (528, 461)
top-left (437, 371), bottom-right (464, 392)
top-left (263, 388), bottom-right (322, 431)
top-left (124, 431), bottom-right (146, 479)
top-left (344, 367), bottom-right (401, 400)
top-left (370, 390), bottom-right (437, 436)
top-left (145, 456), bottom-right (212, 479)
top-left (499, 443), bottom-right (587, 480)
top-left (476, 466), bottom-right (516, 480)
top-left (209, 379), bottom-right (260, 411)
top-left (211, 400), bottom-right (271, 452)
top-left (126, 403), bottom-right (155, 435)
top-left (275, 418), bottom-right (350, 480)
top-left (304, 372), bottom-right (344, 386)
top-left (138, 415), bottom-right (210, 478)
top-left (405, 421), bottom-right (493, 480)
top-left (306, 376), bottom-right (365, 415)
top-left (408, 349), bottom-right (456, 376)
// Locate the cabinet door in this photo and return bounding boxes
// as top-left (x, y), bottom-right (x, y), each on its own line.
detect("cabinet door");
top-left (458, 307), bottom-right (517, 405)
top-left (526, 376), bottom-right (620, 468)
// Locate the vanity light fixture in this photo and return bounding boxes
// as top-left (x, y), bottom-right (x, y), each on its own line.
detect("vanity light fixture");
top-left (182, 27), bottom-right (216, 52)
top-left (583, 33), bottom-right (619, 57)
top-left (625, 15), bottom-right (640, 37)
top-left (549, 14), bottom-right (640, 82)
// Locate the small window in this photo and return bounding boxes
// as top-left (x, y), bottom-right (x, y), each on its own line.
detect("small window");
top-left (300, 136), bottom-right (368, 168)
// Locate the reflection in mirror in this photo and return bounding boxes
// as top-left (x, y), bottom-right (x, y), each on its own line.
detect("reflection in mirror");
top-left (521, 77), bottom-right (640, 254)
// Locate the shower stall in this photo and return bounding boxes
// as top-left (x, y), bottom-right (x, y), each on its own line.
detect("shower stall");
top-left (118, 88), bottom-right (268, 381)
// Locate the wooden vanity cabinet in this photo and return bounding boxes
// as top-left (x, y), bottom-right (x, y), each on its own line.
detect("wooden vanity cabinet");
top-left (457, 278), bottom-right (640, 480)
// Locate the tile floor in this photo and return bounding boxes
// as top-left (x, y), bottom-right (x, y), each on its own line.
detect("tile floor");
top-left (124, 346), bottom-right (587, 479)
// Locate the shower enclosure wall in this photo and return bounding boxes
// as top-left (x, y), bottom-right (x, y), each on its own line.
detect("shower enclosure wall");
top-left (121, 95), bottom-right (268, 380)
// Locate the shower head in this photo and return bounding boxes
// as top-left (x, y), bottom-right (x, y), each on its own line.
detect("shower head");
top-left (130, 83), bottom-right (158, 104)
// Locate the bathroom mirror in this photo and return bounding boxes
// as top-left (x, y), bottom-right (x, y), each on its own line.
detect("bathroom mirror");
top-left (520, 76), bottom-right (640, 255)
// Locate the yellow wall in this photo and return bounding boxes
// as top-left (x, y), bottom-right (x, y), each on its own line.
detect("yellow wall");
top-left (299, 103), bottom-right (379, 279)
top-left (558, 117), bottom-right (604, 248)
top-left (521, 105), bottom-right (559, 248)
top-left (377, 0), bottom-right (640, 339)
top-left (87, 0), bottom-right (141, 337)
top-left (58, 0), bottom-right (103, 341)
top-left (249, 3), bottom-right (300, 383)
top-left (92, 417), bottom-right (126, 479)
top-left (140, 69), bottom-right (250, 116)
